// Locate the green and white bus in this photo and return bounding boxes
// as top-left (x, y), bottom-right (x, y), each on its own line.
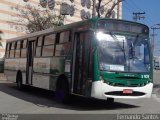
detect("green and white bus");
top-left (4, 18), bottom-right (153, 103)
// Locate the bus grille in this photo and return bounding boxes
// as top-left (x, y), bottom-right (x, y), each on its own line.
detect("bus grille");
top-left (105, 91), bottom-right (145, 96)
top-left (105, 82), bottom-right (148, 87)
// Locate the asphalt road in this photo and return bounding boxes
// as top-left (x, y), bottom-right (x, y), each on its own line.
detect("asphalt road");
top-left (0, 71), bottom-right (160, 114)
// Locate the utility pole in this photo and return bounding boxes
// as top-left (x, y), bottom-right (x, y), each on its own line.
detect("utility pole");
top-left (133, 12), bottom-right (145, 22)
top-left (150, 24), bottom-right (160, 55)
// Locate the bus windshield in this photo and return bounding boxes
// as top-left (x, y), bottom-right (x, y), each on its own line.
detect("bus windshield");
top-left (97, 32), bottom-right (150, 73)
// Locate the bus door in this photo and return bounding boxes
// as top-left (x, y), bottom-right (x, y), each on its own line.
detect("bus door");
top-left (26, 40), bottom-right (36, 85)
top-left (73, 32), bottom-right (92, 95)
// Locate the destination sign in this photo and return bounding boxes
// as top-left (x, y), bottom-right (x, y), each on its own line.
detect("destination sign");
top-left (96, 19), bottom-right (149, 34)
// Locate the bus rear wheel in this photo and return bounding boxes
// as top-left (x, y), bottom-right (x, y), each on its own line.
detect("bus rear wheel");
top-left (55, 79), bottom-right (70, 103)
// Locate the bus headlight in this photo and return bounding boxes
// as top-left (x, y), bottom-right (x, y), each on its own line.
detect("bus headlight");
top-left (96, 32), bottom-right (105, 41)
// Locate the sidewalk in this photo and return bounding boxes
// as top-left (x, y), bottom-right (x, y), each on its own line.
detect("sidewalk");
top-left (0, 73), bottom-right (7, 81)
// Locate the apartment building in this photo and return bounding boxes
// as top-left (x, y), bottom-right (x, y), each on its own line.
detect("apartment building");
top-left (0, 0), bottom-right (122, 58)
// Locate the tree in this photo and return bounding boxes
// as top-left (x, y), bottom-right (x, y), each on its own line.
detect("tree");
top-left (105, 0), bottom-right (123, 18)
top-left (13, 4), bottom-right (65, 33)
top-left (94, 0), bottom-right (123, 18)
top-left (96, 0), bottom-right (112, 17)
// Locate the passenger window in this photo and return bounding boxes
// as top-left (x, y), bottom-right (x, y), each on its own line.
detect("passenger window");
top-left (15, 49), bottom-right (20, 58)
top-left (42, 45), bottom-right (54, 56)
top-left (36, 47), bottom-right (42, 57)
top-left (36, 36), bottom-right (43, 57)
top-left (59, 31), bottom-right (70, 43)
top-left (11, 42), bottom-right (15, 50)
top-left (5, 43), bottom-right (10, 58)
top-left (44, 34), bottom-right (56, 45)
top-left (21, 49), bottom-right (27, 58)
top-left (23, 40), bottom-right (28, 48)
top-left (21, 40), bottom-right (27, 58)
top-left (37, 37), bottom-right (43, 46)
top-left (15, 41), bottom-right (21, 58)
top-left (10, 50), bottom-right (15, 58)
top-left (55, 43), bottom-right (72, 56)
top-left (17, 41), bottom-right (21, 49)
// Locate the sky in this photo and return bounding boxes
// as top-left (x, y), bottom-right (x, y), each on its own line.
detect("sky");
top-left (122, 0), bottom-right (160, 56)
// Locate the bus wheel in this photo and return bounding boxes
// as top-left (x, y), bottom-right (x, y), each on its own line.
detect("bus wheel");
top-left (106, 98), bottom-right (114, 104)
top-left (55, 79), bottom-right (70, 103)
top-left (16, 72), bottom-right (23, 90)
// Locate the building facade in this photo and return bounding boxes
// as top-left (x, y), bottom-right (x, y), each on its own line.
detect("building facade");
top-left (0, 0), bottom-right (122, 58)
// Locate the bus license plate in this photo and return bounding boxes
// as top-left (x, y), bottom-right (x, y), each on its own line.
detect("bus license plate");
top-left (123, 89), bottom-right (133, 94)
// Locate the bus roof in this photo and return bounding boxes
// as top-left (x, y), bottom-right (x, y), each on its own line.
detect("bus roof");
top-left (6, 17), bottom-right (148, 43)
top-left (6, 18), bottom-right (96, 43)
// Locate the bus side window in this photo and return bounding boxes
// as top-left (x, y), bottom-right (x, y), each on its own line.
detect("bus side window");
top-left (55, 31), bottom-right (71, 56)
top-left (21, 40), bottom-right (27, 58)
top-left (44, 34), bottom-right (56, 45)
top-left (42, 34), bottom-right (55, 57)
top-left (36, 36), bottom-right (43, 57)
top-left (59, 31), bottom-right (70, 43)
top-left (5, 44), bottom-right (8, 58)
top-left (20, 40), bottom-right (23, 57)
top-left (8, 43), bottom-right (12, 58)
top-left (14, 42), bottom-right (17, 57)
top-left (10, 42), bottom-right (15, 58)
top-left (15, 41), bottom-right (21, 58)
top-left (53, 33), bottom-right (59, 56)
top-left (5, 43), bottom-right (9, 58)
top-left (55, 43), bottom-right (72, 56)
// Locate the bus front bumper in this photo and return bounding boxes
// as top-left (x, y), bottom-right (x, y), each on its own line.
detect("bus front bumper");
top-left (91, 81), bottom-right (153, 100)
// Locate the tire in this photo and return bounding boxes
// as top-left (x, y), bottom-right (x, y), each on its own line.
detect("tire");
top-left (16, 72), bottom-right (23, 90)
top-left (106, 98), bottom-right (114, 104)
top-left (55, 78), bottom-right (70, 103)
